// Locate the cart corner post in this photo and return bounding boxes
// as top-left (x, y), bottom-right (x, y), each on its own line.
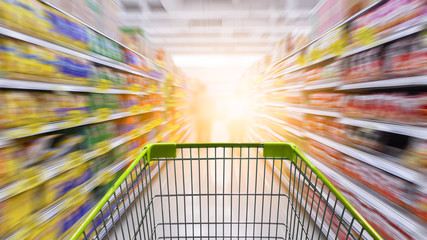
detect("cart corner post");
top-left (263, 142), bottom-right (297, 161)
top-left (145, 143), bottom-right (177, 164)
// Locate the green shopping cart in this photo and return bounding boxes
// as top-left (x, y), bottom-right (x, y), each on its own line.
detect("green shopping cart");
top-left (70, 143), bottom-right (382, 240)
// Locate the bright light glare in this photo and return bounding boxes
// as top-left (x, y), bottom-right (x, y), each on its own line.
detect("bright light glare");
top-left (172, 54), bottom-right (262, 68)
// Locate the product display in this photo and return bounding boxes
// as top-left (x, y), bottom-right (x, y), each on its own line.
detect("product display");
top-left (0, 0), bottom-right (193, 238)
top-left (246, 0), bottom-right (427, 239)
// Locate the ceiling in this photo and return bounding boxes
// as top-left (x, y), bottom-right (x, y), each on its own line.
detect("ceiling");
top-left (119, 0), bottom-right (319, 55)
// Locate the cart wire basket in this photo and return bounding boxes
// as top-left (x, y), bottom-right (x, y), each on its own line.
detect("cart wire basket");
top-left (70, 143), bottom-right (382, 240)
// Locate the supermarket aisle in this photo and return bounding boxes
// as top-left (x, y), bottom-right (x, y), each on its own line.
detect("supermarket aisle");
top-left (211, 120), bottom-right (230, 142)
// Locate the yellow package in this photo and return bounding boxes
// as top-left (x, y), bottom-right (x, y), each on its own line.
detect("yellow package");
top-left (0, 38), bottom-right (25, 74)
top-left (27, 0), bottom-right (51, 35)
top-left (0, 0), bottom-right (26, 27)
top-left (0, 144), bottom-right (26, 187)
top-left (0, 188), bottom-right (36, 237)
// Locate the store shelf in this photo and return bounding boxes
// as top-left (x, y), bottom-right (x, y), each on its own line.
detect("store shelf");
top-left (39, 0), bottom-right (171, 74)
top-left (337, 75), bottom-right (427, 91)
top-left (0, 107), bottom-right (165, 145)
top-left (0, 78), bottom-right (149, 95)
top-left (342, 22), bottom-right (427, 58)
top-left (303, 79), bottom-right (341, 91)
top-left (0, 119), bottom-right (163, 202)
top-left (305, 131), bottom-right (426, 185)
top-left (0, 25), bottom-right (163, 81)
top-left (264, 84), bottom-right (304, 92)
top-left (340, 117), bottom-right (427, 140)
top-left (286, 106), bottom-right (341, 118)
top-left (274, 55), bottom-right (336, 78)
top-left (306, 154), bottom-right (427, 239)
top-left (84, 155), bottom-right (134, 192)
top-left (269, 20), bottom-right (426, 82)
top-left (268, 0), bottom-right (385, 71)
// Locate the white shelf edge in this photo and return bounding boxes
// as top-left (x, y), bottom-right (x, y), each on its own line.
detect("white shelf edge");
top-left (340, 117), bottom-right (427, 140)
top-left (305, 132), bottom-right (426, 185)
top-left (303, 79), bottom-right (342, 91)
top-left (286, 106), bottom-right (341, 118)
top-left (0, 78), bottom-right (151, 95)
top-left (337, 75), bottom-right (427, 90)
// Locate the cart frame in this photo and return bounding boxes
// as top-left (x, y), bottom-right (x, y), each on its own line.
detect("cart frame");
top-left (70, 143), bottom-right (382, 240)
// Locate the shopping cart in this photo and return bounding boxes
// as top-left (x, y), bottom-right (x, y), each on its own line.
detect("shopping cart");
top-left (70, 143), bottom-right (382, 240)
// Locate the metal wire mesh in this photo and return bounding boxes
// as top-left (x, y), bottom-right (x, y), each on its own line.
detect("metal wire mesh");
top-left (78, 145), bottom-right (374, 240)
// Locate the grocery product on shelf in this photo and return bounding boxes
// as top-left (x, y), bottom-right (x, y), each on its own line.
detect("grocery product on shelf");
top-left (0, 0), bottom-right (194, 238)
top-left (245, 0), bottom-right (427, 238)
top-left (343, 93), bottom-right (427, 125)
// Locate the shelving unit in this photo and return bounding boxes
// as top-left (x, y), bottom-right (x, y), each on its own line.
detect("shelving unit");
top-left (249, 128), bottom-right (427, 240)
top-left (0, 25), bottom-right (163, 81)
top-left (0, 0), bottom-right (193, 239)
top-left (245, 0), bottom-right (427, 238)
